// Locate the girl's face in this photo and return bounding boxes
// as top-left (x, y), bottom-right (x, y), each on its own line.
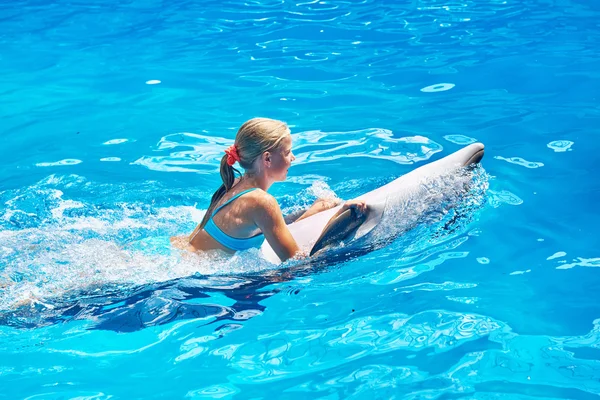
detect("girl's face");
top-left (269, 134), bottom-right (295, 181)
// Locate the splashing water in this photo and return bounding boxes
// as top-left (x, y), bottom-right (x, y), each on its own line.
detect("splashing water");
top-left (0, 163), bottom-right (489, 329)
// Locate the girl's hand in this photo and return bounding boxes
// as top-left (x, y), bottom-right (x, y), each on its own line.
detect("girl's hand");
top-left (339, 199), bottom-right (367, 216)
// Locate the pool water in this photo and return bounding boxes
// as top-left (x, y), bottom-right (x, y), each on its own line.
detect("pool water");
top-left (1, 0), bottom-right (599, 398)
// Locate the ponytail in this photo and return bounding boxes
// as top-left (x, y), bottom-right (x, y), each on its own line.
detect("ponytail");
top-left (197, 155), bottom-right (240, 230)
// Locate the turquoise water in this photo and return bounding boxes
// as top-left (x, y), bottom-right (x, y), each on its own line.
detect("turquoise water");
top-left (1, 0), bottom-right (599, 398)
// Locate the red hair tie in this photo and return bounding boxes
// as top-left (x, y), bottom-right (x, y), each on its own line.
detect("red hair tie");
top-left (224, 144), bottom-right (240, 166)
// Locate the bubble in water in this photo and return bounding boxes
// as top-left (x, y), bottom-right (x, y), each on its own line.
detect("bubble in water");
top-left (420, 83), bottom-right (455, 93)
top-left (100, 157), bottom-right (121, 162)
top-left (547, 140), bottom-right (573, 152)
top-left (476, 257), bottom-right (490, 264)
top-left (36, 159), bottom-right (82, 167)
top-left (145, 80), bottom-right (161, 85)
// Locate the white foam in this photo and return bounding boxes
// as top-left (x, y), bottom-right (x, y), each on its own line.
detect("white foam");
top-left (145, 80), bottom-right (161, 85)
top-left (100, 157), bottom-right (121, 162)
top-left (306, 181), bottom-right (338, 201)
top-left (0, 188), bottom-right (282, 312)
top-left (50, 199), bottom-right (85, 219)
top-left (0, 233), bottom-right (280, 312)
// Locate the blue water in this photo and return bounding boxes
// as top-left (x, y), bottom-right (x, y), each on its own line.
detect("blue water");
top-left (1, 0), bottom-right (599, 398)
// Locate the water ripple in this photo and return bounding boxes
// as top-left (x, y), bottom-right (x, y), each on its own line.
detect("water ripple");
top-left (495, 156), bottom-right (544, 169)
top-left (487, 189), bottom-right (523, 207)
top-left (228, 310), bottom-right (504, 383)
top-left (448, 322), bottom-right (600, 397)
top-left (134, 129), bottom-right (443, 174)
top-left (547, 140), bottom-right (574, 152)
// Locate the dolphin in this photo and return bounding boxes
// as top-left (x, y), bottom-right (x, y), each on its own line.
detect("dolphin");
top-left (260, 143), bottom-right (485, 263)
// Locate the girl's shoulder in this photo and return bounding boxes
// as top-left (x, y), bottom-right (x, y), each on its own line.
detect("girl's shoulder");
top-left (243, 189), bottom-right (282, 219)
top-left (244, 188), bottom-right (276, 207)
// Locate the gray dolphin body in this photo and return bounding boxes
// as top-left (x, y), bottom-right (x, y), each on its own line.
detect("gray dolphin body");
top-left (259, 143), bottom-right (485, 263)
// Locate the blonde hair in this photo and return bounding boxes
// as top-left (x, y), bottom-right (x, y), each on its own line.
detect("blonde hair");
top-left (198, 117), bottom-right (290, 229)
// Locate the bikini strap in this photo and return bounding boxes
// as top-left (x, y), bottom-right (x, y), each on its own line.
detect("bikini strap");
top-left (211, 188), bottom-right (258, 217)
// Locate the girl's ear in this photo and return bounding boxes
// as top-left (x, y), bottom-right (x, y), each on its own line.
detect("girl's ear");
top-left (263, 151), bottom-right (272, 167)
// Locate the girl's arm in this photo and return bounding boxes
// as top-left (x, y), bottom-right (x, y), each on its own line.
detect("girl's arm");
top-left (253, 195), bottom-right (301, 262)
top-left (292, 198), bottom-right (342, 223)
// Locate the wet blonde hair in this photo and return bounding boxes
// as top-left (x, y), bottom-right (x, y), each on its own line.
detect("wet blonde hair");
top-left (198, 117), bottom-right (290, 229)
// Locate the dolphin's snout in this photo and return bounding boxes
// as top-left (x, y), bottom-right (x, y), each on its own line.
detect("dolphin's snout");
top-left (463, 143), bottom-right (485, 166)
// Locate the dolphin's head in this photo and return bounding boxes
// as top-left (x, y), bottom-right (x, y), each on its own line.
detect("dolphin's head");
top-left (457, 143), bottom-right (485, 167)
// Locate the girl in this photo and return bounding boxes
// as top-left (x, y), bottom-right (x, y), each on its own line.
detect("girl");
top-left (172, 118), bottom-right (366, 261)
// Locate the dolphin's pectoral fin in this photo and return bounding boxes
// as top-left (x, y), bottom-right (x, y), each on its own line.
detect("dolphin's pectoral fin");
top-left (309, 208), bottom-right (366, 256)
top-left (353, 202), bottom-right (385, 240)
